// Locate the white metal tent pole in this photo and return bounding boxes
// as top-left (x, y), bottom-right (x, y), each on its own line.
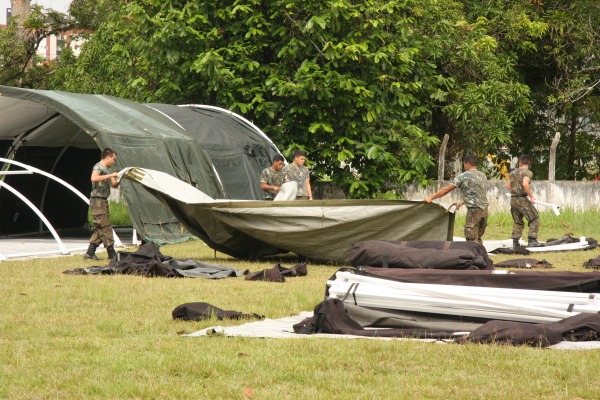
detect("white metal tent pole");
top-left (331, 274), bottom-right (592, 316)
top-left (0, 158), bottom-right (122, 246)
top-left (0, 181), bottom-right (68, 255)
top-left (327, 281), bottom-right (594, 315)
top-left (327, 279), bottom-right (596, 307)
top-left (0, 171), bottom-right (33, 175)
top-left (328, 285), bottom-right (572, 323)
top-left (0, 158), bottom-right (88, 202)
top-left (329, 290), bottom-right (562, 323)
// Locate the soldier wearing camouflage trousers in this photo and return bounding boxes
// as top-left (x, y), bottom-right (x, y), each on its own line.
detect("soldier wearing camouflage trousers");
top-left (84, 148), bottom-right (120, 261)
top-left (425, 154), bottom-right (489, 244)
top-left (507, 154), bottom-right (542, 248)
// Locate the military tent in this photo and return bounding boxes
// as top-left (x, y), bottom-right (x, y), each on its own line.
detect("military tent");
top-left (0, 85), bottom-right (280, 243)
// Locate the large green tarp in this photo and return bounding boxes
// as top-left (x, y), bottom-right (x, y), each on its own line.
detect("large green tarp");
top-left (0, 86), bottom-right (279, 242)
top-left (122, 168), bottom-right (455, 263)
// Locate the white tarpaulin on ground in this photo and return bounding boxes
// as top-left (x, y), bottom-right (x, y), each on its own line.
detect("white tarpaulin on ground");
top-left (184, 312), bottom-right (600, 350)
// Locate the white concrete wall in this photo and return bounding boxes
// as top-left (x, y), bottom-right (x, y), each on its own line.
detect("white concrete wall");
top-left (403, 180), bottom-right (600, 213)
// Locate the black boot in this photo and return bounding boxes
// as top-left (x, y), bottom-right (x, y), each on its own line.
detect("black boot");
top-left (527, 237), bottom-right (544, 247)
top-left (106, 245), bottom-right (118, 262)
top-left (512, 238), bottom-right (521, 248)
top-left (84, 244), bottom-right (100, 260)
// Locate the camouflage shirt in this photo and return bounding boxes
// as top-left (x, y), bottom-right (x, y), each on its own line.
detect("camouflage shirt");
top-left (453, 169), bottom-right (489, 210)
top-left (508, 167), bottom-right (533, 197)
top-left (281, 164), bottom-right (310, 197)
top-left (260, 166), bottom-right (283, 199)
top-left (90, 162), bottom-right (112, 198)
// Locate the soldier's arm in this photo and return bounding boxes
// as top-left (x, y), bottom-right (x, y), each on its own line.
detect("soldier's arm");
top-left (424, 184), bottom-right (456, 203)
top-left (306, 178), bottom-right (312, 200)
top-left (260, 181), bottom-right (279, 192)
top-left (91, 170), bottom-right (118, 183)
top-left (522, 176), bottom-right (535, 204)
top-left (110, 175), bottom-right (120, 188)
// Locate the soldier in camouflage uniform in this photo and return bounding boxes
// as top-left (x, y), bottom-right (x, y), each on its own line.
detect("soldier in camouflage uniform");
top-left (259, 154), bottom-right (285, 200)
top-left (280, 150), bottom-right (313, 200)
top-left (84, 148), bottom-right (120, 261)
top-left (425, 155), bottom-right (489, 243)
top-left (507, 154), bottom-right (541, 247)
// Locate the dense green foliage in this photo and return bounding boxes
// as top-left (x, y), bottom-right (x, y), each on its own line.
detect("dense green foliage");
top-left (461, 0), bottom-right (600, 180)
top-left (2, 0), bottom-right (599, 195)
top-left (51, 0), bottom-right (535, 197)
top-left (68, 0), bottom-right (121, 31)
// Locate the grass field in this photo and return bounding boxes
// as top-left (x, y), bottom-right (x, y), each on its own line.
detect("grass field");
top-left (2, 210), bottom-right (600, 399)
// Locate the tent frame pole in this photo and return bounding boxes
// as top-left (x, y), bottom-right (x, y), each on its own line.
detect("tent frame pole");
top-left (0, 180), bottom-right (68, 255)
top-left (0, 157), bottom-right (122, 246)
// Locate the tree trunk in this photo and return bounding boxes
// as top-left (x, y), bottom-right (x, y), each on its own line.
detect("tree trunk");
top-left (11, 0), bottom-right (35, 75)
top-left (548, 132), bottom-right (560, 181)
top-left (10, 0), bottom-right (32, 53)
top-left (10, 0), bottom-right (31, 24)
top-left (567, 103), bottom-right (579, 180)
top-left (437, 134), bottom-right (449, 181)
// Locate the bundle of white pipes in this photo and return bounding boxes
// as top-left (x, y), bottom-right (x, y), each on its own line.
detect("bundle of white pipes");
top-left (328, 271), bottom-right (600, 324)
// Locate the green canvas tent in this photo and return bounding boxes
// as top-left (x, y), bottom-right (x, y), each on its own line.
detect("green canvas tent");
top-left (0, 85), bottom-right (280, 243)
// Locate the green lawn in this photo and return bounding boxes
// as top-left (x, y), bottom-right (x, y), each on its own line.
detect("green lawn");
top-left (1, 210), bottom-right (600, 399)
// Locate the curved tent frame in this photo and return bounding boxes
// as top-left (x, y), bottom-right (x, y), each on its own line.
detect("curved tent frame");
top-left (0, 179), bottom-right (68, 258)
top-left (0, 158), bottom-right (122, 260)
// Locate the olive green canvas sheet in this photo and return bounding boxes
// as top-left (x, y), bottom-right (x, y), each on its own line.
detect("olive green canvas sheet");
top-left (121, 167), bottom-right (455, 262)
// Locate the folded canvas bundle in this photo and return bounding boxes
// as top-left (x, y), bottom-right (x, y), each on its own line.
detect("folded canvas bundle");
top-left (172, 302), bottom-right (264, 321)
top-left (349, 240), bottom-right (493, 270)
top-left (494, 258), bottom-right (553, 269)
top-left (456, 313), bottom-right (600, 347)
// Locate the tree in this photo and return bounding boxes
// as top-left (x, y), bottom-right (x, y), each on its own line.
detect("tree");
top-left (0, 1), bottom-right (75, 87)
top-left (52, 0), bottom-right (532, 196)
top-left (461, 0), bottom-right (600, 180)
top-left (68, 0), bottom-right (122, 32)
top-left (537, 0), bottom-right (600, 180)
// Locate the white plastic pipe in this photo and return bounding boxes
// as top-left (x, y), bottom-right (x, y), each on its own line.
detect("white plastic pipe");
top-left (505, 193), bottom-right (560, 215)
